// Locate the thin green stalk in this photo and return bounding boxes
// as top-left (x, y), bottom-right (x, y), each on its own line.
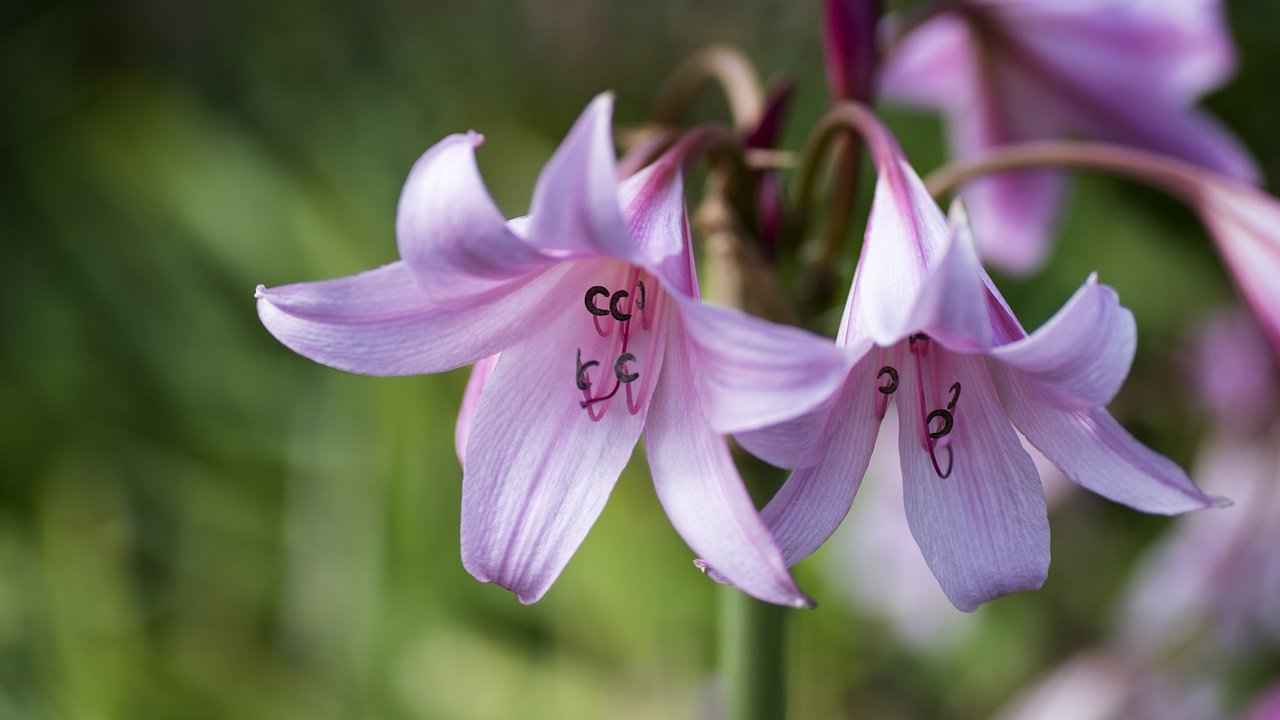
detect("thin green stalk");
top-left (720, 586), bottom-right (789, 720)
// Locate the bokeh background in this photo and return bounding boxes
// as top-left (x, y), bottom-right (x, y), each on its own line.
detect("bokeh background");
top-left (3, 1), bottom-right (1279, 718)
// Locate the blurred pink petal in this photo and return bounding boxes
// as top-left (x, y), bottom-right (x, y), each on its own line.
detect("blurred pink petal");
top-left (882, 0), bottom-right (1258, 273)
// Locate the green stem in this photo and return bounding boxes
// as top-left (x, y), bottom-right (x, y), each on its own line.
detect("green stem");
top-left (720, 586), bottom-right (789, 720)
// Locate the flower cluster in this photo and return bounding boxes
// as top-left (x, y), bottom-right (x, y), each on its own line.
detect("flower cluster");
top-left (256, 0), bottom-right (1279, 614)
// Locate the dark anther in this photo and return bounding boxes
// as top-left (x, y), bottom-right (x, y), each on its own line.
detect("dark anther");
top-left (634, 280), bottom-right (646, 310)
top-left (926, 408), bottom-right (953, 440)
top-left (946, 381), bottom-right (962, 411)
top-left (609, 290), bottom-right (632, 321)
top-left (584, 286), bottom-right (610, 316)
top-left (614, 352), bottom-right (639, 384)
top-left (575, 349), bottom-right (599, 390)
top-left (908, 332), bottom-right (931, 346)
top-left (877, 366), bottom-right (899, 395)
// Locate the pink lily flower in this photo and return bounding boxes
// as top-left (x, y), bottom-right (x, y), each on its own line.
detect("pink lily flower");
top-left (256, 95), bottom-right (850, 607)
top-left (737, 107), bottom-right (1221, 611)
top-left (880, 0), bottom-right (1259, 272)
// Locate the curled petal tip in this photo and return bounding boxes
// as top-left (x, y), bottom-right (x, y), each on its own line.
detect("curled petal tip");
top-left (465, 130), bottom-right (485, 147)
top-left (1211, 495), bottom-right (1233, 509)
top-left (253, 284), bottom-right (267, 299)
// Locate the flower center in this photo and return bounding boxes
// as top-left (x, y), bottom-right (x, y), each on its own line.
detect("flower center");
top-left (875, 333), bottom-right (962, 479)
top-left (574, 267), bottom-right (654, 421)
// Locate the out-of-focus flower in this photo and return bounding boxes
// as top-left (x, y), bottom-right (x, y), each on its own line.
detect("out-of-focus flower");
top-left (257, 95), bottom-right (851, 607)
top-left (881, 0), bottom-right (1258, 272)
top-left (737, 107), bottom-right (1220, 611)
top-left (990, 649), bottom-right (1222, 720)
top-left (823, 0), bottom-right (881, 102)
top-left (1120, 310), bottom-right (1280, 653)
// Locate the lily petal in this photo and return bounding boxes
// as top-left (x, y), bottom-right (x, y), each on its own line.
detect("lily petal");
top-left (455, 354), bottom-right (500, 466)
top-left (992, 365), bottom-right (1221, 514)
top-left (909, 202), bottom-right (996, 352)
top-left (459, 260), bottom-right (663, 604)
top-left (990, 274), bottom-right (1136, 407)
top-left (395, 133), bottom-right (550, 306)
top-left (526, 93), bottom-right (637, 261)
top-left (898, 351), bottom-right (1049, 612)
top-left (671, 293), bottom-right (852, 434)
top-left (618, 163), bottom-right (697, 296)
top-left (758, 356), bottom-right (882, 566)
top-left (1197, 181), bottom-right (1280, 357)
top-left (256, 261), bottom-right (571, 376)
top-left (844, 154), bottom-right (952, 346)
top-left (645, 319), bottom-right (811, 608)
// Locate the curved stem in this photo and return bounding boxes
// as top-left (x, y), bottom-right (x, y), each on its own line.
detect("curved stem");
top-left (923, 140), bottom-right (1211, 204)
top-left (650, 45), bottom-right (766, 132)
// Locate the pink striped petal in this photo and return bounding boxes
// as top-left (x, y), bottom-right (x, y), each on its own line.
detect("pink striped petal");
top-left (396, 133), bottom-right (549, 306)
top-left (460, 260), bottom-right (665, 604)
top-left (898, 351), bottom-right (1049, 612)
top-left (526, 94), bottom-right (637, 262)
top-left (671, 293), bottom-right (852, 434)
top-left (256, 261), bottom-right (571, 376)
top-left (455, 354), bottom-right (499, 466)
top-left (990, 274), bottom-right (1136, 407)
top-left (992, 365), bottom-right (1220, 514)
top-left (645, 319), bottom-right (811, 607)
top-left (758, 356), bottom-right (882, 566)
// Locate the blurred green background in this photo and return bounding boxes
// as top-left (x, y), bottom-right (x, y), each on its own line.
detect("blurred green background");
top-left (2, 1), bottom-right (1278, 718)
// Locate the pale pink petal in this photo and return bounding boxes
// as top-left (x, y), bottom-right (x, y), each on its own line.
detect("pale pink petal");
top-left (459, 260), bottom-right (665, 604)
top-left (645, 319), bottom-right (811, 608)
top-left (526, 94), bottom-right (637, 261)
top-left (908, 202), bottom-right (996, 352)
top-left (671, 292), bottom-right (852, 434)
top-left (1197, 182), bottom-right (1280, 356)
top-left (733, 390), bottom-right (844, 470)
top-left (758, 356), bottom-right (882, 566)
top-left (256, 261), bottom-right (571, 376)
top-left (844, 155), bottom-right (952, 346)
top-left (879, 13), bottom-right (973, 108)
top-left (455, 354), bottom-right (499, 466)
top-left (984, 0), bottom-right (1237, 104)
top-left (395, 133), bottom-right (549, 305)
top-left (992, 365), bottom-right (1220, 514)
top-left (617, 163), bottom-right (696, 296)
top-left (897, 351), bottom-right (1049, 612)
top-left (990, 274), bottom-right (1136, 407)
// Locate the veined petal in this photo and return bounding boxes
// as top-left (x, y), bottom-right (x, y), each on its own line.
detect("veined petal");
top-left (645, 318), bottom-right (811, 608)
top-left (455, 354), bottom-right (500, 466)
top-left (898, 351), bottom-right (1049, 612)
top-left (1197, 181), bottom-right (1280, 356)
top-left (990, 274), bottom-right (1136, 407)
top-left (758, 356), bottom-right (883, 566)
top-left (909, 202), bottom-right (995, 351)
top-left (460, 260), bottom-right (665, 604)
top-left (617, 163), bottom-right (697, 297)
top-left (526, 94), bottom-right (637, 261)
top-left (256, 260), bottom-right (571, 376)
top-left (992, 365), bottom-right (1220, 514)
top-left (845, 156), bottom-right (952, 346)
top-left (396, 133), bottom-right (549, 306)
top-left (671, 293), bottom-right (852, 434)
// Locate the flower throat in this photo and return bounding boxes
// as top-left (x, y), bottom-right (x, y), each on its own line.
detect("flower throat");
top-left (575, 269), bottom-right (653, 421)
